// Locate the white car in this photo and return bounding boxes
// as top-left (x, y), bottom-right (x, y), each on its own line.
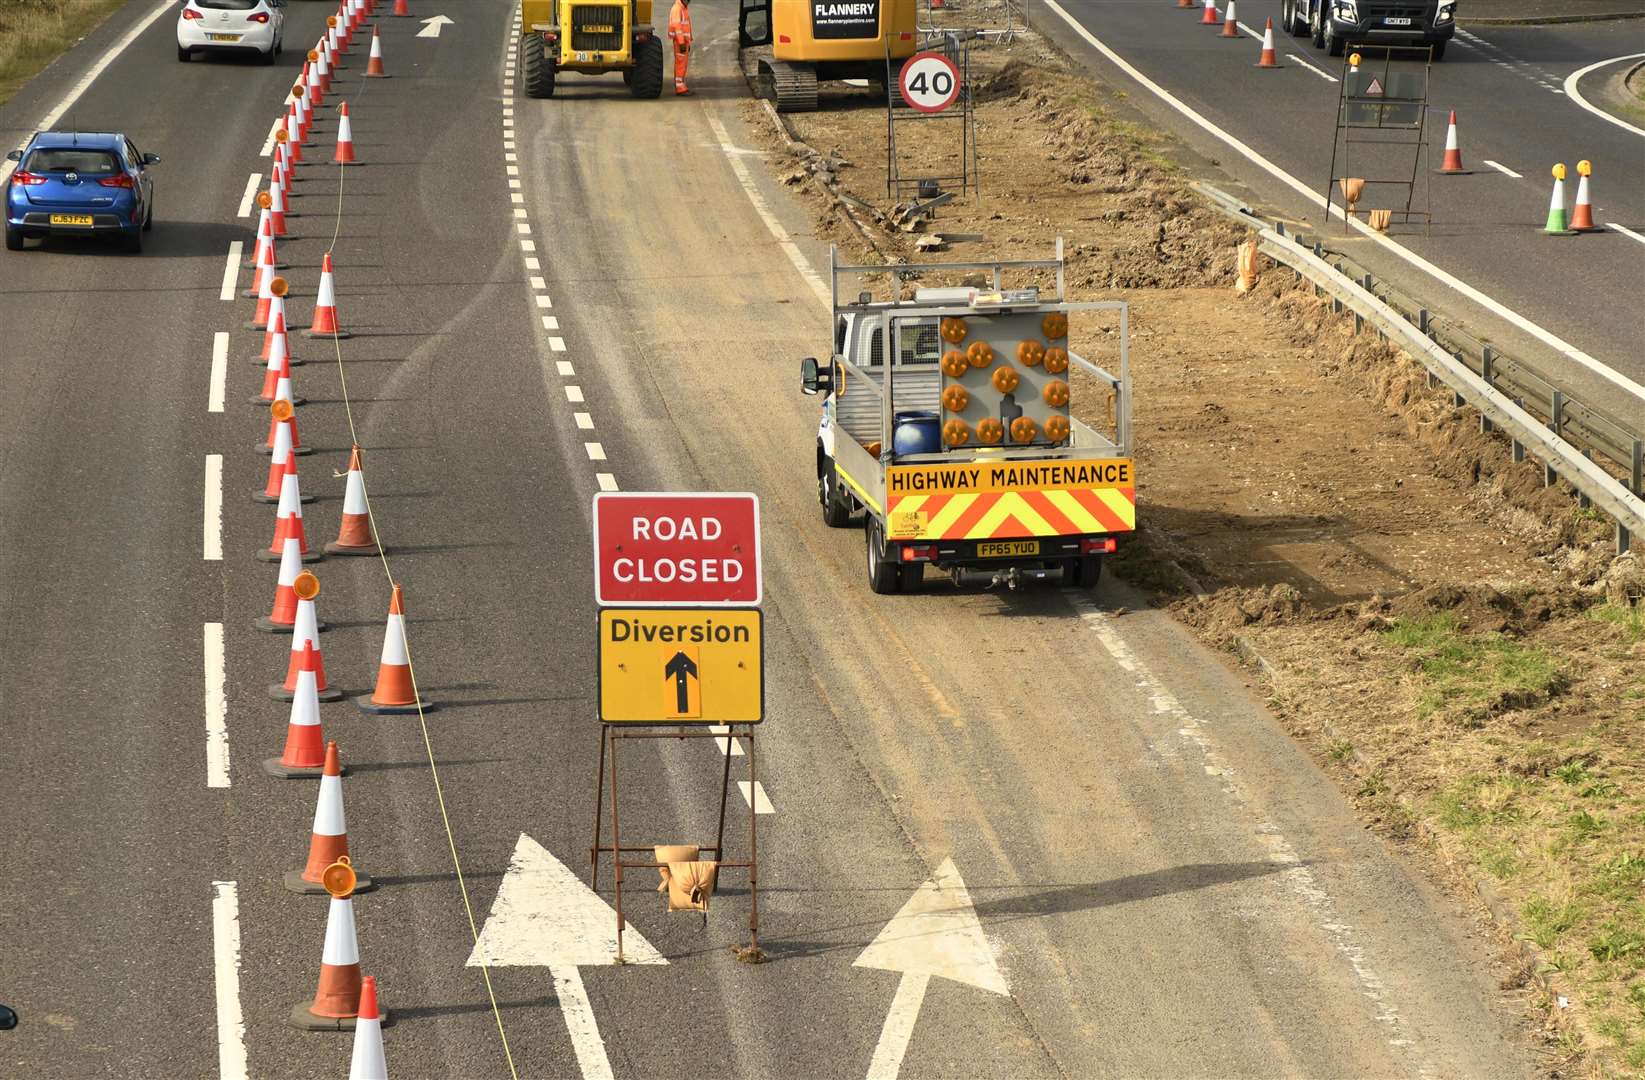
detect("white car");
top-left (177, 0), bottom-right (286, 64)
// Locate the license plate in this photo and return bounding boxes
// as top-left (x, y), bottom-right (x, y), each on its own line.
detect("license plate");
top-left (977, 540), bottom-right (1040, 558)
top-left (208, 33), bottom-right (241, 41)
top-left (50, 214), bottom-right (93, 226)
top-left (1383, 16), bottom-right (1412, 25)
top-left (584, 24), bottom-right (614, 32)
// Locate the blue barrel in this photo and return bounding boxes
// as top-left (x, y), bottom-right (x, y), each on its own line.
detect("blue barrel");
top-left (892, 410), bottom-right (942, 456)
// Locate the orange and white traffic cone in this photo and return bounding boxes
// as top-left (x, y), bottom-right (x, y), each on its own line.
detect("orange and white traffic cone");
top-left (1437, 110), bottom-right (1468, 174)
top-left (1201, 0), bottom-right (1220, 25)
top-left (258, 537), bottom-right (305, 632)
top-left (245, 204), bottom-right (286, 270)
top-left (393, 0), bottom-right (410, 17)
top-left (1178, 0), bottom-right (1194, 8)
top-left (290, 858), bottom-right (385, 1028)
top-left (285, 104), bottom-right (303, 163)
top-left (287, 743), bottom-right (373, 892)
top-left (1571, 160), bottom-right (1600, 231)
top-left (255, 302), bottom-right (302, 370)
top-left (267, 639), bottom-right (329, 777)
top-left (356, 584), bottom-right (432, 714)
top-left (293, 84), bottom-right (311, 145)
top-left (249, 273), bottom-right (286, 331)
top-left (263, 451), bottom-right (321, 562)
top-left (314, 47), bottom-right (331, 95)
top-left (306, 252), bottom-right (350, 339)
top-left (365, 27), bottom-right (388, 77)
top-left (326, 447), bottom-right (384, 556)
top-left (255, 329), bottom-right (307, 411)
top-left (334, 103), bottom-right (359, 165)
top-left (1222, 0), bottom-right (1239, 36)
top-left (244, 218), bottom-right (278, 298)
top-left (349, 976), bottom-right (388, 1079)
top-left (260, 402), bottom-right (296, 502)
top-left (269, 178), bottom-right (291, 233)
top-left (274, 573), bottom-right (337, 700)
top-left (1256, 18), bottom-right (1279, 67)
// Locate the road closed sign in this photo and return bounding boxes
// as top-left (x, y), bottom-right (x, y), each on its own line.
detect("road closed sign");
top-left (899, 51), bottom-right (961, 114)
top-left (593, 492), bottom-right (762, 607)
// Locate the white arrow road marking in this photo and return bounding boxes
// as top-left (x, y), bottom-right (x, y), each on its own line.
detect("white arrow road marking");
top-left (468, 834), bottom-right (665, 1080)
top-left (856, 858), bottom-right (1007, 1079)
top-left (417, 14), bottom-right (454, 38)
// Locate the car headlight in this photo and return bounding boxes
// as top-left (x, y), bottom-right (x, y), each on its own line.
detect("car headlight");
top-left (1335, 1), bottom-right (1359, 20)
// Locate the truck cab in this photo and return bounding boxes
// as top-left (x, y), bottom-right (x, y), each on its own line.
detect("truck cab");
top-left (1282, 0), bottom-right (1457, 60)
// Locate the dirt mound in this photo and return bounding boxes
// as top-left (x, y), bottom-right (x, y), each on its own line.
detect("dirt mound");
top-left (1372, 582), bottom-right (1594, 635)
top-left (1177, 584), bottom-right (1305, 636)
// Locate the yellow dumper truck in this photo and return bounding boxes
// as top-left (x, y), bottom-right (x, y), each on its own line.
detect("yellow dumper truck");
top-left (518, 0), bottom-right (665, 99)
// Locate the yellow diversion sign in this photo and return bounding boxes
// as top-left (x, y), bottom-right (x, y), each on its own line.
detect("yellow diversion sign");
top-left (885, 458), bottom-right (1136, 541)
top-left (597, 608), bottom-right (763, 724)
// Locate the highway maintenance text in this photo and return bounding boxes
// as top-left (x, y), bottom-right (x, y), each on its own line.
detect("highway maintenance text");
top-left (887, 459), bottom-right (1133, 496)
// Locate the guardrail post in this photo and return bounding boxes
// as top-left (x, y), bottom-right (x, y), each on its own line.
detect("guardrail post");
top-left (1633, 439), bottom-right (1643, 496)
top-left (1418, 308), bottom-right (1430, 338)
top-left (1545, 391), bottom-right (1564, 487)
top-left (1479, 348), bottom-right (1494, 433)
top-left (1620, 523), bottom-right (1632, 555)
top-left (1579, 451), bottom-right (1592, 509)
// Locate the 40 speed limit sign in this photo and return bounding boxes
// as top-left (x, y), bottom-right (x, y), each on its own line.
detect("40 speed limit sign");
top-left (898, 51), bottom-right (962, 114)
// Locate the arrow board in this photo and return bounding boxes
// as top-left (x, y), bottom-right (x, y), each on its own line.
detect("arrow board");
top-left (469, 834), bottom-right (664, 1080)
top-left (855, 858), bottom-right (1007, 1080)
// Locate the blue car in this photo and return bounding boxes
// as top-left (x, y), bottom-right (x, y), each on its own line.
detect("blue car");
top-left (5, 131), bottom-right (159, 252)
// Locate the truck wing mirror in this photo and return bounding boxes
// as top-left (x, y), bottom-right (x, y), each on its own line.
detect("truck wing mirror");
top-left (801, 356), bottom-right (832, 396)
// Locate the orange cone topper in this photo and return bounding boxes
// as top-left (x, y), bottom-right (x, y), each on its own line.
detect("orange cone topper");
top-left (356, 585), bottom-right (432, 714)
top-left (266, 639), bottom-right (329, 778)
top-left (326, 447), bottom-right (384, 556)
top-left (286, 743), bottom-right (374, 893)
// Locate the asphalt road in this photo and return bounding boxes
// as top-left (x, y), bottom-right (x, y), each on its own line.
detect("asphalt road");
top-left (0, 1), bottom-right (1549, 1077)
top-left (1039, 0), bottom-right (1645, 420)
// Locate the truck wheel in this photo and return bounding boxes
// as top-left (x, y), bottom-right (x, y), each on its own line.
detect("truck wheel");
top-left (819, 459), bottom-right (852, 528)
top-left (1283, 0), bottom-right (1306, 35)
top-left (1429, 40), bottom-right (1446, 61)
top-left (1310, 5), bottom-right (1325, 48)
top-left (630, 35), bottom-right (663, 99)
top-left (520, 32), bottom-right (556, 99)
top-left (899, 563), bottom-right (922, 592)
top-left (866, 518), bottom-right (900, 595)
top-left (1323, 17), bottom-right (1344, 56)
top-left (1064, 556), bottom-right (1103, 589)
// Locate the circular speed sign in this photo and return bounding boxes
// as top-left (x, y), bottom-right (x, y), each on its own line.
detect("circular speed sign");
top-left (898, 51), bottom-right (962, 114)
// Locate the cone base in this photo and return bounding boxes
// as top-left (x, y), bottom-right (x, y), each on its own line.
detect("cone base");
top-left (1543, 229), bottom-right (1578, 237)
top-left (270, 682), bottom-right (344, 702)
top-left (1435, 167), bottom-right (1473, 175)
top-left (284, 869), bottom-right (373, 895)
top-left (355, 693), bottom-right (433, 715)
top-left (250, 355), bottom-right (305, 366)
top-left (252, 489), bottom-right (316, 504)
top-left (263, 756), bottom-right (326, 778)
top-left (255, 614), bottom-right (321, 633)
top-left (257, 547), bottom-right (325, 563)
top-left (332, 159), bottom-right (363, 166)
top-left (1256, 59), bottom-right (1279, 67)
top-left (250, 393), bottom-right (307, 407)
top-left (258, 442), bottom-right (315, 456)
top-left (324, 540), bottom-right (384, 556)
top-left (365, 72), bottom-right (391, 78)
top-left (302, 329), bottom-right (353, 340)
top-left (1571, 224), bottom-right (1603, 233)
top-left (241, 258), bottom-right (288, 269)
top-left (244, 320), bottom-right (271, 331)
top-left (288, 1002), bottom-right (392, 1030)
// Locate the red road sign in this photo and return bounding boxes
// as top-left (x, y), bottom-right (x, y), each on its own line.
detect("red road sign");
top-left (899, 51), bottom-right (962, 114)
top-left (593, 492), bottom-right (762, 607)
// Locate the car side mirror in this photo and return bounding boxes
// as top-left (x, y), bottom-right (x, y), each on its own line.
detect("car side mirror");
top-left (5, 150), bottom-right (20, 162)
top-left (801, 356), bottom-right (832, 396)
top-left (0, 1004), bottom-right (16, 1030)
top-left (142, 153), bottom-right (161, 165)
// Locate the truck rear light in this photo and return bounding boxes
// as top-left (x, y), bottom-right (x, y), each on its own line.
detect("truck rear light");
top-left (10, 170), bottom-right (46, 186)
top-left (900, 544), bottom-right (937, 562)
top-left (1081, 538), bottom-right (1117, 555)
top-left (246, 11), bottom-right (270, 22)
top-left (98, 173), bottom-right (135, 188)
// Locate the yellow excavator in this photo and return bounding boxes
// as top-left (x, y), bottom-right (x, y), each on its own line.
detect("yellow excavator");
top-left (518, 0), bottom-right (665, 99)
top-left (738, 0), bottom-right (919, 112)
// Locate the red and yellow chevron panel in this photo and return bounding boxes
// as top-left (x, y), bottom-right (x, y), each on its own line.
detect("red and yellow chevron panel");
top-left (885, 459), bottom-right (1135, 541)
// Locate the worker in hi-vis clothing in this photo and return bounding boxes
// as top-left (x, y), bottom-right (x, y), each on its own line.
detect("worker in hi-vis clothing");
top-left (668, 0), bottom-right (692, 96)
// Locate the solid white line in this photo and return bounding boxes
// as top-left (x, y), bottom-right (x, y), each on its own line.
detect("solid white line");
top-left (236, 173), bottom-right (263, 218)
top-left (211, 880), bottom-right (248, 1078)
top-left (208, 332), bottom-right (229, 413)
top-left (596, 472), bottom-right (619, 491)
top-left (1563, 53), bottom-right (1645, 138)
top-left (551, 965), bottom-right (616, 1080)
top-left (220, 241), bottom-right (243, 301)
top-left (1608, 222), bottom-right (1645, 246)
top-left (1482, 159), bottom-right (1523, 179)
top-left (738, 780), bottom-right (775, 814)
top-left (1287, 53), bottom-right (1338, 82)
top-left (556, 360), bottom-right (574, 376)
top-left (1040, 0), bottom-right (1645, 402)
top-left (204, 454), bottom-right (223, 561)
top-left (565, 385), bottom-right (584, 403)
top-left (866, 972), bottom-right (929, 1080)
top-left (204, 623), bottom-right (229, 786)
top-left (0, 0), bottom-right (177, 183)
top-left (705, 113), bottom-right (831, 308)
top-left (584, 442), bottom-right (606, 461)
top-left (574, 412), bottom-right (594, 429)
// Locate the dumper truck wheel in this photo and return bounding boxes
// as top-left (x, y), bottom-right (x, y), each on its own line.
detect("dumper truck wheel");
top-left (820, 459), bottom-right (852, 528)
top-left (520, 32), bottom-right (556, 99)
top-left (630, 36), bottom-right (664, 99)
top-left (866, 518), bottom-right (900, 595)
top-left (1064, 555), bottom-right (1103, 589)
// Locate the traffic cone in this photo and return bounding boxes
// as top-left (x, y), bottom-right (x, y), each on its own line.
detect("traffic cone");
top-left (393, 0), bottom-right (410, 16)
top-left (274, 573), bottom-right (336, 694)
top-left (261, 354), bottom-right (309, 453)
top-left (1222, 0), bottom-right (1239, 36)
top-left (356, 585), bottom-right (432, 714)
top-left (334, 103), bottom-right (359, 165)
top-left (365, 27), bottom-right (388, 77)
top-left (286, 743), bottom-right (371, 891)
top-left (314, 47), bottom-right (331, 95)
top-left (262, 451), bottom-right (322, 562)
top-left (290, 862), bottom-right (389, 1029)
top-left (245, 205), bottom-right (286, 269)
top-left (1437, 110), bottom-right (1469, 174)
top-left (1545, 163), bottom-right (1576, 236)
top-left (305, 252), bottom-right (350, 339)
top-left (349, 977), bottom-right (388, 1080)
top-left (326, 447), bottom-right (384, 556)
top-left (1571, 160), bottom-right (1599, 231)
top-left (269, 179), bottom-right (290, 233)
top-left (244, 221), bottom-right (278, 298)
top-left (254, 326), bottom-right (307, 408)
top-left (285, 104), bottom-right (302, 163)
top-left (266, 640), bottom-right (328, 777)
top-left (1256, 18), bottom-right (1279, 67)
top-left (258, 538), bottom-right (304, 632)
top-left (249, 273), bottom-right (286, 331)
top-left (1201, 0), bottom-right (1220, 25)
top-left (1177, 0), bottom-right (1193, 8)
top-left (260, 403), bottom-right (295, 501)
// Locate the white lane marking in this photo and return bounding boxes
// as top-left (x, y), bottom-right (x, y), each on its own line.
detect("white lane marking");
top-left (738, 781), bottom-right (775, 814)
top-left (704, 113), bottom-right (831, 308)
top-left (0, 0), bottom-right (177, 183)
top-left (508, 165), bottom-right (521, 176)
top-left (565, 386), bottom-right (584, 403)
top-left (574, 412), bottom-right (594, 430)
top-left (1564, 53), bottom-right (1645, 136)
top-left (1482, 159), bottom-right (1522, 179)
top-left (211, 880), bottom-right (248, 1078)
top-left (596, 473), bottom-right (619, 492)
top-left (1068, 595), bottom-right (1433, 1076)
top-left (208, 332), bottom-right (229, 413)
top-left (514, 208), bottom-right (529, 219)
top-left (517, 223), bottom-right (532, 235)
top-left (260, 118), bottom-right (280, 157)
top-left (525, 257), bottom-right (540, 270)
top-left (1287, 53), bottom-right (1338, 82)
top-left (548, 337), bottom-right (566, 352)
top-left (503, 107), bottom-right (514, 117)
top-left (536, 294), bottom-right (553, 308)
top-left (511, 192), bottom-right (525, 204)
top-left (520, 239), bottom-right (536, 252)
top-left (204, 454), bottom-right (223, 561)
top-left (204, 623), bottom-right (229, 786)
top-left (506, 153), bottom-right (518, 163)
top-left (584, 442), bottom-right (606, 461)
top-left (505, 140), bottom-right (517, 151)
top-left (1608, 222), bottom-right (1645, 246)
top-left (1040, 0), bottom-right (1645, 403)
top-left (236, 173), bottom-right (263, 218)
top-left (509, 179), bottom-right (522, 189)
top-left (220, 241), bottom-right (243, 301)
top-left (709, 724), bottom-right (745, 757)
top-left (541, 316), bottom-right (558, 330)
top-left (1234, 20), bottom-right (1261, 40)
top-left (529, 274), bottom-right (546, 289)
top-left (555, 360), bottom-right (574, 376)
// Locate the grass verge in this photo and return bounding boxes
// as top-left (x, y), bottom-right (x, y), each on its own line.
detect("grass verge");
top-left (0, 0), bottom-right (131, 109)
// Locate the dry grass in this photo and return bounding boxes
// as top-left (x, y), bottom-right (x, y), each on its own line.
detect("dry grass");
top-left (0, 0), bottom-right (130, 108)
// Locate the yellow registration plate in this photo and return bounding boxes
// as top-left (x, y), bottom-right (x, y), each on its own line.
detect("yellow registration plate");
top-left (50, 214), bottom-right (93, 226)
top-left (208, 33), bottom-right (240, 41)
top-left (585, 24), bottom-right (614, 31)
top-left (977, 540), bottom-right (1040, 558)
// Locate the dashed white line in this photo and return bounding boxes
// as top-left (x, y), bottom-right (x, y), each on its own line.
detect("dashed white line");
top-left (525, 257), bottom-right (540, 270)
top-left (596, 473), bottom-right (619, 492)
top-left (584, 442), bottom-right (607, 461)
top-left (204, 622), bottom-right (229, 785)
top-left (1287, 53), bottom-right (1339, 82)
top-left (211, 880), bottom-right (248, 1078)
top-left (219, 240), bottom-right (244, 301)
top-left (574, 412), bottom-right (594, 430)
top-left (517, 223), bottom-right (532, 235)
top-left (555, 360), bottom-right (574, 376)
top-left (208, 332), bottom-right (229, 413)
top-left (548, 337), bottom-right (567, 351)
top-left (506, 153), bottom-right (518, 163)
top-left (508, 165), bottom-right (520, 176)
top-left (236, 172), bottom-right (263, 218)
top-left (260, 117), bottom-right (280, 157)
top-left (204, 454), bottom-right (224, 561)
top-left (738, 781), bottom-right (775, 814)
top-left (520, 239), bottom-right (536, 252)
top-left (710, 724), bottom-right (746, 757)
top-left (565, 385), bottom-right (585, 403)
top-left (541, 316), bottom-right (558, 330)
top-left (529, 274), bottom-right (546, 289)
top-left (535, 294), bottom-right (553, 309)
top-left (514, 207), bottom-right (529, 219)
top-left (1482, 159), bottom-right (1522, 179)
top-left (511, 193), bottom-right (526, 204)
top-left (1608, 222), bottom-right (1645, 246)
top-left (509, 179), bottom-right (522, 190)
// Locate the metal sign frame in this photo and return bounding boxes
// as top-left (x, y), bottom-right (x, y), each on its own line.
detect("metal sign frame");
top-left (885, 30), bottom-right (980, 200)
top-left (1323, 45), bottom-right (1434, 235)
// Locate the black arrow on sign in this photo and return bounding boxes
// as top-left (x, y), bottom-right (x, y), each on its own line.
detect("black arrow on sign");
top-left (664, 651), bottom-right (698, 714)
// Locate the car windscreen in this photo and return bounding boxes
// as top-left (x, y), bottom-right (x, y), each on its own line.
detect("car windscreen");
top-left (24, 148), bottom-right (120, 174)
top-left (196, 0), bottom-right (262, 8)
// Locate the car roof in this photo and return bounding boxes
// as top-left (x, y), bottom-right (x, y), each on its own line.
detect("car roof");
top-left (29, 131), bottom-right (125, 151)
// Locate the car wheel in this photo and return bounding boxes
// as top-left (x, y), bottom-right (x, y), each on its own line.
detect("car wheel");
top-left (177, 46), bottom-right (191, 62)
top-left (1429, 39), bottom-right (1446, 61)
top-left (1310, 5), bottom-right (1325, 48)
top-left (5, 227), bottom-right (23, 252)
top-left (122, 229), bottom-right (142, 254)
top-left (143, 202), bottom-right (153, 232)
top-left (1324, 17), bottom-right (1344, 56)
top-left (866, 517), bottom-right (900, 595)
top-left (262, 45), bottom-right (276, 65)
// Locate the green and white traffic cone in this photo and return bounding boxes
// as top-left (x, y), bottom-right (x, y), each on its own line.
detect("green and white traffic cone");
top-left (1544, 162), bottom-right (1576, 236)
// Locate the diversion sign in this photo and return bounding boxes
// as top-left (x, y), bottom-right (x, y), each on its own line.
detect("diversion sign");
top-left (884, 459), bottom-right (1136, 541)
top-left (813, 0), bottom-right (879, 39)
